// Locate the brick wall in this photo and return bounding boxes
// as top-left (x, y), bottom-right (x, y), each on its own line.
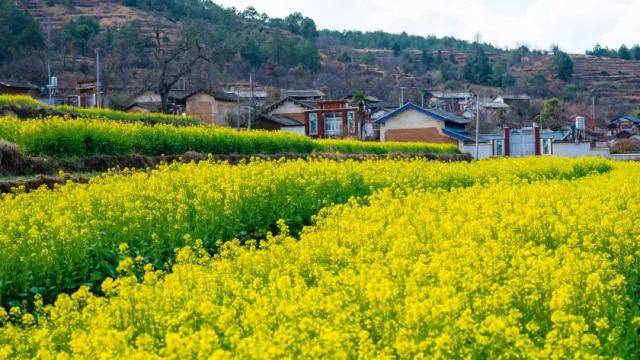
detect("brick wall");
top-left (384, 128), bottom-right (457, 144)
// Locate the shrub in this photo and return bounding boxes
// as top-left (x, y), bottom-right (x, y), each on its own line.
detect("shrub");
top-left (0, 95), bottom-right (43, 110)
top-left (610, 138), bottom-right (640, 154)
top-left (0, 140), bottom-right (28, 175)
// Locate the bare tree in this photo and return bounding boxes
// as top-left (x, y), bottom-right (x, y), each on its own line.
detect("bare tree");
top-left (152, 22), bottom-right (210, 113)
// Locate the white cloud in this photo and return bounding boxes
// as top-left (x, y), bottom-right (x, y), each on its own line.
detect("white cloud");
top-left (216, 0), bottom-right (640, 53)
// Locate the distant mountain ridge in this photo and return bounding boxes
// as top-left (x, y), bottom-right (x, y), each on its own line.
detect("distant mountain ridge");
top-left (6, 0), bottom-right (640, 124)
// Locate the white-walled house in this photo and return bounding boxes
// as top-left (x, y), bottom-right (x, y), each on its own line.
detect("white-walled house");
top-left (375, 103), bottom-right (471, 144)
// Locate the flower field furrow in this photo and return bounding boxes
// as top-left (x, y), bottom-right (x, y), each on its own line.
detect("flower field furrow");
top-left (0, 160), bottom-right (638, 358)
top-left (0, 158), bottom-right (609, 307)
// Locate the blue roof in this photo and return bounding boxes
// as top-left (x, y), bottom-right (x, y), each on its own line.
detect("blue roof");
top-left (442, 128), bottom-right (475, 142)
top-left (374, 103), bottom-right (469, 125)
top-left (612, 116), bottom-right (640, 125)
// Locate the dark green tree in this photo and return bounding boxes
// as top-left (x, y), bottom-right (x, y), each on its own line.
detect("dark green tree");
top-left (300, 18), bottom-right (318, 40)
top-left (421, 50), bottom-right (434, 69)
top-left (0, 0), bottom-right (43, 63)
top-left (362, 53), bottom-right (376, 64)
top-left (524, 73), bottom-right (550, 96)
top-left (391, 42), bottom-right (401, 57)
top-left (618, 45), bottom-right (632, 60)
top-left (352, 91), bottom-right (367, 138)
top-left (63, 16), bottom-right (101, 56)
top-left (338, 52), bottom-right (352, 63)
top-left (538, 98), bottom-right (564, 130)
top-left (462, 45), bottom-right (492, 84)
top-left (240, 36), bottom-right (267, 67)
top-left (632, 45), bottom-right (640, 60)
top-left (549, 47), bottom-right (573, 81)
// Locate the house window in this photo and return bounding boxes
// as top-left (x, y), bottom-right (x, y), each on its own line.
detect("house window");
top-left (176, 78), bottom-right (188, 91)
top-left (309, 113), bottom-right (318, 136)
top-left (347, 111), bottom-right (356, 133)
top-left (541, 138), bottom-right (552, 155)
top-left (324, 112), bottom-right (343, 137)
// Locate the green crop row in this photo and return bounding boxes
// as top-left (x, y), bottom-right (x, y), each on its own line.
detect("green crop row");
top-left (0, 117), bottom-right (461, 157)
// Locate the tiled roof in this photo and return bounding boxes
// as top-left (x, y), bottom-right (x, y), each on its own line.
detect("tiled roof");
top-left (0, 81), bottom-right (39, 90)
top-left (499, 94), bottom-right (531, 100)
top-left (259, 114), bottom-right (304, 127)
top-left (430, 91), bottom-right (472, 99)
top-left (375, 103), bottom-right (470, 125)
top-left (263, 97), bottom-right (317, 113)
top-left (282, 89), bottom-right (325, 98)
top-left (612, 116), bottom-right (640, 125)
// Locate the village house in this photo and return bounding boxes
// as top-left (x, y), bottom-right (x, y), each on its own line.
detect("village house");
top-left (256, 114), bottom-right (306, 134)
top-left (262, 96), bottom-right (316, 123)
top-left (494, 94), bottom-right (531, 107)
top-left (609, 116), bottom-right (640, 138)
top-left (429, 91), bottom-right (473, 114)
top-left (462, 123), bottom-right (606, 159)
top-left (281, 89), bottom-right (325, 101)
top-left (255, 96), bottom-right (315, 134)
top-left (75, 79), bottom-right (102, 108)
top-left (305, 100), bottom-right (359, 138)
top-left (462, 100), bottom-right (510, 122)
top-left (122, 90), bottom-right (163, 113)
top-left (223, 83), bottom-right (268, 106)
top-left (0, 81), bottom-right (41, 98)
top-left (184, 90), bottom-right (249, 126)
top-left (375, 103), bottom-right (470, 144)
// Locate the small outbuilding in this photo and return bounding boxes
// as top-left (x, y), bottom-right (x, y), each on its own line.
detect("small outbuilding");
top-left (0, 81), bottom-right (41, 98)
top-left (185, 90), bottom-right (217, 124)
top-left (256, 114), bottom-right (305, 135)
top-left (184, 90), bottom-right (245, 126)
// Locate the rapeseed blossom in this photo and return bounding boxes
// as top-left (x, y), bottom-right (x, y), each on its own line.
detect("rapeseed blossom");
top-left (1, 157), bottom-right (638, 358)
top-left (0, 157), bottom-right (608, 305)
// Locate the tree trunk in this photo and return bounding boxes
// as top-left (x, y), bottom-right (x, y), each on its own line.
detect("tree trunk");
top-left (159, 85), bottom-right (169, 114)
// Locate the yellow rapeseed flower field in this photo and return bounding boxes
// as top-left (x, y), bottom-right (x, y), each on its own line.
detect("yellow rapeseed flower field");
top-left (0, 157), bottom-right (607, 305)
top-left (1, 157), bottom-right (638, 358)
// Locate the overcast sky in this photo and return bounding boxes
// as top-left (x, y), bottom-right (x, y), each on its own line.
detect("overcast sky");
top-left (216, 0), bottom-right (640, 53)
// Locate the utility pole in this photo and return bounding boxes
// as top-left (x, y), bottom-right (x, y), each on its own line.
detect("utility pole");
top-left (248, 73), bottom-right (254, 130)
top-left (591, 96), bottom-right (596, 124)
top-left (46, 21), bottom-right (52, 106)
top-left (475, 93), bottom-right (480, 159)
top-left (421, 91), bottom-right (425, 108)
top-left (399, 87), bottom-right (406, 107)
top-left (236, 89), bottom-right (241, 129)
top-left (95, 48), bottom-right (101, 108)
top-left (47, 63), bottom-right (52, 105)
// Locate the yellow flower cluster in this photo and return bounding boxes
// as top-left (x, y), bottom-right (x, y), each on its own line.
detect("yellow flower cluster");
top-left (0, 157), bottom-right (606, 305)
top-left (1, 157), bottom-right (633, 358)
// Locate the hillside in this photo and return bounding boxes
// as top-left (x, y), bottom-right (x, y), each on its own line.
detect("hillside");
top-left (5, 0), bottom-right (640, 125)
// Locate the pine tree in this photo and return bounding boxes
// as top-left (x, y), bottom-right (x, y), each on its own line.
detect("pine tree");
top-left (462, 45), bottom-right (492, 84)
